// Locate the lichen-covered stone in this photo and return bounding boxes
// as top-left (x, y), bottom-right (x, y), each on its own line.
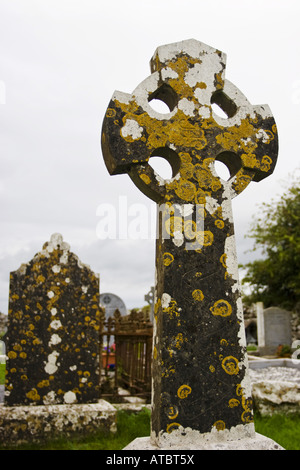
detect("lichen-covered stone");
top-left (249, 364), bottom-right (300, 416)
top-left (101, 39), bottom-right (279, 447)
top-left (252, 381), bottom-right (300, 416)
top-left (0, 400), bottom-right (116, 446)
top-left (5, 233), bottom-right (101, 406)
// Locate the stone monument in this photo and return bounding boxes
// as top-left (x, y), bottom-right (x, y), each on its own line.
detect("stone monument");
top-left (5, 233), bottom-right (101, 406)
top-left (257, 303), bottom-right (292, 355)
top-left (100, 292), bottom-right (127, 318)
top-left (101, 39), bottom-right (282, 449)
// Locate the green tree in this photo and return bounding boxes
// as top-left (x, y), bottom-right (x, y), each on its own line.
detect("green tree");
top-left (241, 173), bottom-right (300, 313)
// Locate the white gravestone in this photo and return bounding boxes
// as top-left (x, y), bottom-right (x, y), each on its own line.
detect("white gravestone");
top-left (257, 304), bottom-right (292, 355)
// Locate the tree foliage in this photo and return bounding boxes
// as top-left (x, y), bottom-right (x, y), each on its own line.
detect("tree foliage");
top-left (241, 173), bottom-right (300, 313)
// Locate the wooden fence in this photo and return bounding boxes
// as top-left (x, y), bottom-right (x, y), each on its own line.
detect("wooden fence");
top-left (99, 309), bottom-right (153, 401)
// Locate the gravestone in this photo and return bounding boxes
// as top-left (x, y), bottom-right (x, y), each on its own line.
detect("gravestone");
top-left (100, 292), bottom-right (127, 318)
top-left (101, 39), bottom-right (282, 449)
top-left (5, 233), bottom-right (101, 406)
top-left (0, 340), bottom-right (5, 364)
top-left (257, 303), bottom-right (292, 355)
top-left (144, 286), bottom-right (155, 322)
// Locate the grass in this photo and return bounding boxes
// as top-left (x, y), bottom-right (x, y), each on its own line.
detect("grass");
top-left (254, 412), bottom-right (300, 450)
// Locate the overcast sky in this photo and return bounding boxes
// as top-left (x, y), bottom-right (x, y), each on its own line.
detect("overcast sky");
top-left (0, 0), bottom-right (299, 315)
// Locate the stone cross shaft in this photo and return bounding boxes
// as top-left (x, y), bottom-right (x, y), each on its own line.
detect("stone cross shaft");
top-left (101, 39), bottom-right (278, 446)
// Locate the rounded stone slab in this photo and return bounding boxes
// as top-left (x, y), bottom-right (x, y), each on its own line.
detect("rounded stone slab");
top-left (100, 292), bottom-right (127, 318)
top-left (123, 433), bottom-right (284, 450)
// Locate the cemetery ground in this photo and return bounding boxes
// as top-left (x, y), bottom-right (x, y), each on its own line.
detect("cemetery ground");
top-left (1, 363), bottom-right (300, 450)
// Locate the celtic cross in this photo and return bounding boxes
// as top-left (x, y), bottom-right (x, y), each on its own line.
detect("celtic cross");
top-left (101, 39), bottom-right (278, 447)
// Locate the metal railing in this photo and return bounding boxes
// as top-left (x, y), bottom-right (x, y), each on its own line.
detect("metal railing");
top-left (100, 309), bottom-right (153, 401)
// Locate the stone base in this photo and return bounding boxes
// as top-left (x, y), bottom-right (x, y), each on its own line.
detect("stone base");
top-left (0, 400), bottom-right (117, 447)
top-left (123, 433), bottom-right (284, 450)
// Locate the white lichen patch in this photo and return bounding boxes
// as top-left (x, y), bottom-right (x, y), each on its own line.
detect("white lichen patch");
top-left (52, 264), bottom-right (61, 274)
top-left (180, 203), bottom-right (194, 217)
top-left (184, 52), bottom-right (224, 105)
top-left (224, 235), bottom-right (239, 287)
top-left (172, 231), bottom-right (184, 247)
top-left (17, 263), bottom-right (27, 275)
top-left (151, 421), bottom-right (256, 449)
top-left (47, 291), bottom-right (54, 299)
top-left (153, 39), bottom-right (226, 70)
top-left (44, 351), bottom-right (59, 374)
top-left (112, 90), bottom-right (131, 105)
top-left (64, 391), bottom-right (77, 404)
top-left (256, 128), bottom-right (270, 143)
top-left (59, 252), bottom-right (68, 264)
top-left (198, 104), bottom-right (211, 119)
top-left (154, 172), bottom-right (166, 187)
top-left (161, 67), bottom-right (178, 81)
top-left (221, 186), bottom-right (234, 221)
top-left (50, 319), bottom-right (62, 330)
top-left (121, 119), bottom-right (143, 140)
top-left (178, 98), bottom-right (195, 117)
top-left (49, 333), bottom-right (62, 347)
top-left (205, 195), bottom-right (219, 216)
top-left (43, 391), bottom-right (57, 405)
top-left (161, 293), bottom-right (171, 309)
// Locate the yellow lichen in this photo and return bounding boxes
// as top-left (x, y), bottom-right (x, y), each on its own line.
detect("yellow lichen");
top-left (210, 299), bottom-right (232, 317)
top-left (166, 422), bottom-right (181, 433)
top-left (213, 420), bottom-right (226, 431)
top-left (177, 384), bottom-right (192, 399)
top-left (140, 173), bottom-right (151, 185)
top-left (163, 252), bottom-right (174, 267)
top-left (192, 289), bottom-right (204, 301)
top-left (228, 398), bottom-right (240, 408)
top-left (7, 351), bottom-right (17, 359)
top-left (26, 388), bottom-right (40, 401)
top-left (221, 356), bottom-right (239, 375)
top-left (37, 380), bottom-right (50, 388)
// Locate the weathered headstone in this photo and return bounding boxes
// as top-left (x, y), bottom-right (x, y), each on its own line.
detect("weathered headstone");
top-left (0, 340), bottom-right (5, 364)
top-left (5, 233), bottom-right (101, 406)
top-left (100, 292), bottom-right (127, 318)
top-left (257, 304), bottom-right (292, 355)
top-left (101, 40), bottom-right (281, 449)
